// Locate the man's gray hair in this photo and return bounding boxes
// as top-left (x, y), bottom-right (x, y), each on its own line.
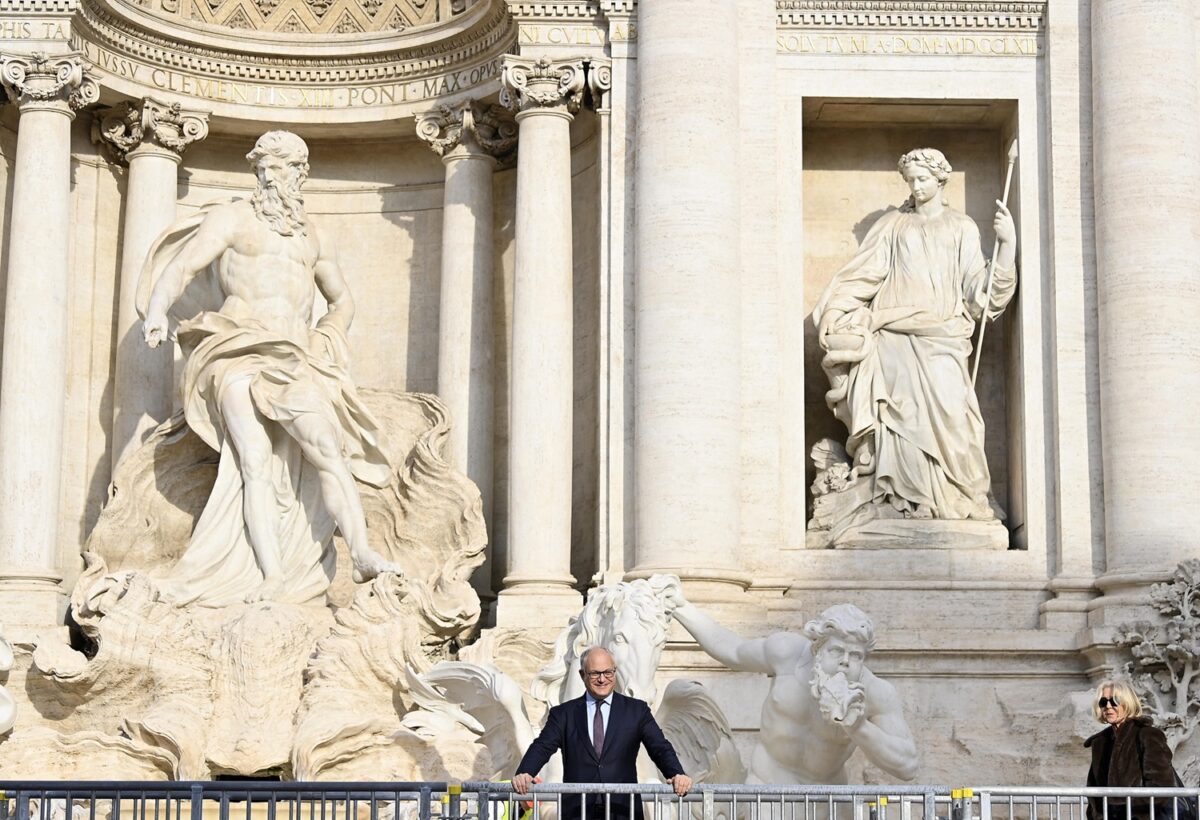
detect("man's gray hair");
top-left (579, 645), bottom-right (614, 669)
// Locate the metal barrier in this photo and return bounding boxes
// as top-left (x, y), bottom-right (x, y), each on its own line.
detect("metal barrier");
top-left (0, 783), bottom-right (1194, 820)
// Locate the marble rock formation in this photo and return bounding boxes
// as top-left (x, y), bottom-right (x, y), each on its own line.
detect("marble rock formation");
top-left (809, 147), bottom-right (1017, 551)
top-left (0, 131), bottom-right (487, 778)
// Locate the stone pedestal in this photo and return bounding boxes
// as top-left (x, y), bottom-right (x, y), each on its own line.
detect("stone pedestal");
top-left (494, 57), bottom-right (587, 624)
top-left (629, 1), bottom-right (748, 592)
top-left (0, 53), bottom-right (98, 635)
top-left (93, 99), bottom-right (209, 470)
top-left (1090, 0), bottom-right (1200, 624)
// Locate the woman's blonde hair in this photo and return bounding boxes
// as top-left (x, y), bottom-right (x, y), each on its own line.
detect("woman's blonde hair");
top-left (1092, 679), bottom-right (1145, 722)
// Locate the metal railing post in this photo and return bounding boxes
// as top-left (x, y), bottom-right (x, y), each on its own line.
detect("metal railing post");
top-left (419, 788), bottom-right (432, 820)
top-left (702, 790), bottom-right (715, 820)
top-left (190, 785), bottom-right (203, 820)
top-left (15, 795), bottom-right (28, 820)
top-left (448, 786), bottom-right (462, 820)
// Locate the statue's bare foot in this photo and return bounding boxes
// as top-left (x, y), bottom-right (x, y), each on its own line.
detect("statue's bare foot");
top-left (905, 504), bottom-right (933, 520)
top-left (245, 575), bottom-right (286, 603)
top-left (351, 549), bottom-right (404, 583)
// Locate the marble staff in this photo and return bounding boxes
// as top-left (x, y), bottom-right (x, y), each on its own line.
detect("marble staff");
top-left (971, 139), bottom-right (1019, 387)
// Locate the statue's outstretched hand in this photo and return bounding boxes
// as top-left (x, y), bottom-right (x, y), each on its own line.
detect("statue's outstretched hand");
top-left (143, 315), bottom-right (169, 349)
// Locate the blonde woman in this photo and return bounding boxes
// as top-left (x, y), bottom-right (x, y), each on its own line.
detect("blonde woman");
top-left (1084, 680), bottom-right (1175, 820)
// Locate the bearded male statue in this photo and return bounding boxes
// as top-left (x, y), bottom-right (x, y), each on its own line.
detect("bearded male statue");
top-left (669, 590), bottom-right (918, 784)
top-left (138, 130), bottom-right (402, 606)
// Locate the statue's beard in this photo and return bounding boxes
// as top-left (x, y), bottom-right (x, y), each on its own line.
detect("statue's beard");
top-left (810, 663), bottom-right (865, 724)
top-left (252, 177), bottom-right (307, 236)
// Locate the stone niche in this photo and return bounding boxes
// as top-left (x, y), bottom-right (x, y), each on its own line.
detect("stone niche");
top-left (801, 97), bottom-right (1024, 548)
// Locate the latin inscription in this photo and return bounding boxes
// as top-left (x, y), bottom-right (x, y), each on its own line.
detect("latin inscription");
top-left (0, 19), bottom-right (68, 40)
top-left (776, 32), bottom-right (1042, 57)
top-left (518, 25), bottom-right (605, 47)
top-left (71, 37), bottom-right (503, 109)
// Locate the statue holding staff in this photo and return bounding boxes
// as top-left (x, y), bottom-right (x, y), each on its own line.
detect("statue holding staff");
top-left (811, 147), bottom-right (1017, 538)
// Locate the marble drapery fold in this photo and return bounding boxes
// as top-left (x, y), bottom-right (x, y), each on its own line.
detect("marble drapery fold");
top-left (813, 205), bottom-right (1016, 520)
top-left (136, 205), bottom-right (392, 606)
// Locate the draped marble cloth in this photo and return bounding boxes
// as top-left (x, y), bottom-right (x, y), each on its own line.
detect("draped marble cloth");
top-left (812, 206), bottom-right (1016, 519)
top-left (137, 203), bottom-right (392, 606)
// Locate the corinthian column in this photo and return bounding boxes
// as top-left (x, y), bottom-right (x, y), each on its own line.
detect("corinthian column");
top-left (631, 3), bottom-right (747, 592)
top-left (494, 56), bottom-right (586, 626)
top-left (416, 100), bottom-right (514, 600)
top-left (0, 53), bottom-right (99, 633)
top-left (94, 98), bottom-right (209, 471)
top-left (1091, 1), bottom-right (1200, 620)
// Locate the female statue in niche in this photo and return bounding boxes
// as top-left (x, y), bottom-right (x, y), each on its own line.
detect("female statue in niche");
top-left (810, 148), bottom-right (1016, 544)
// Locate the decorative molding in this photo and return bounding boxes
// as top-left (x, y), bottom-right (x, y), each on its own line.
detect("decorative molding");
top-left (92, 97), bottom-right (209, 162)
top-left (585, 56), bottom-right (608, 110)
top-left (416, 99), bottom-right (515, 158)
top-left (0, 0), bottom-right (77, 11)
top-left (597, 0), bottom-right (633, 15)
top-left (0, 52), bottom-right (99, 111)
top-left (130, 0), bottom-right (480, 36)
top-left (499, 55), bottom-right (584, 114)
top-left (776, 0), bottom-right (1045, 32)
top-left (72, 0), bottom-right (514, 85)
top-left (505, 1), bottom-right (601, 20)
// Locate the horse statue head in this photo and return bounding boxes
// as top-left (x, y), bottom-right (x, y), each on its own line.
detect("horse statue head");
top-left (530, 575), bottom-right (681, 708)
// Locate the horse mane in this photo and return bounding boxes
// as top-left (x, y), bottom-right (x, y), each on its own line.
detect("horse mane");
top-left (530, 578), bottom-right (672, 707)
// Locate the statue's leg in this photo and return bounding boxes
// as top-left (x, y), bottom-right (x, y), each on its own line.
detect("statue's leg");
top-left (219, 376), bottom-right (287, 601)
top-left (285, 412), bottom-right (403, 582)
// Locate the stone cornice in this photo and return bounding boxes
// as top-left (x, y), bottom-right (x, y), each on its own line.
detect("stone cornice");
top-left (0, 0), bottom-right (77, 11)
top-left (0, 52), bottom-right (99, 111)
top-left (416, 99), bottom-right (516, 158)
top-left (505, 2), bottom-right (601, 20)
top-left (92, 97), bottom-right (208, 163)
top-left (73, 0), bottom-right (515, 85)
top-left (776, 0), bottom-right (1045, 31)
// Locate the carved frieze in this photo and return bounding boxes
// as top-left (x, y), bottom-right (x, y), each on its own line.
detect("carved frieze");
top-left (92, 98), bottom-right (209, 163)
top-left (416, 100), bottom-right (516, 158)
top-left (776, 0), bottom-right (1045, 57)
top-left (776, 0), bottom-right (1045, 32)
top-left (72, 0), bottom-right (512, 85)
top-left (0, 51), bottom-right (99, 111)
top-left (110, 0), bottom-right (477, 36)
top-left (499, 56), bottom-right (585, 115)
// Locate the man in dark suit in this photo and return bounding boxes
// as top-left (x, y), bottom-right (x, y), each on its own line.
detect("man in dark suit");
top-left (512, 646), bottom-right (693, 820)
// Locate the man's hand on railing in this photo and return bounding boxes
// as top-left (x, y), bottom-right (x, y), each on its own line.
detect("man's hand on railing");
top-left (511, 774), bottom-right (536, 795)
top-left (668, 775), bottom-right (693, 797)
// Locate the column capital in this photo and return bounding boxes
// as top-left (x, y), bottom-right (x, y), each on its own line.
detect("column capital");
top-left (0, 52), bottom-right (98, 116)
top-left (500, 56), bottom-right (586, 116)
top-left (416, 100), bottom-right (516, 160)
top-left (587, 58), bottom-right (612, 112)
top-left (92, 98), bottom-right (210, 164)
